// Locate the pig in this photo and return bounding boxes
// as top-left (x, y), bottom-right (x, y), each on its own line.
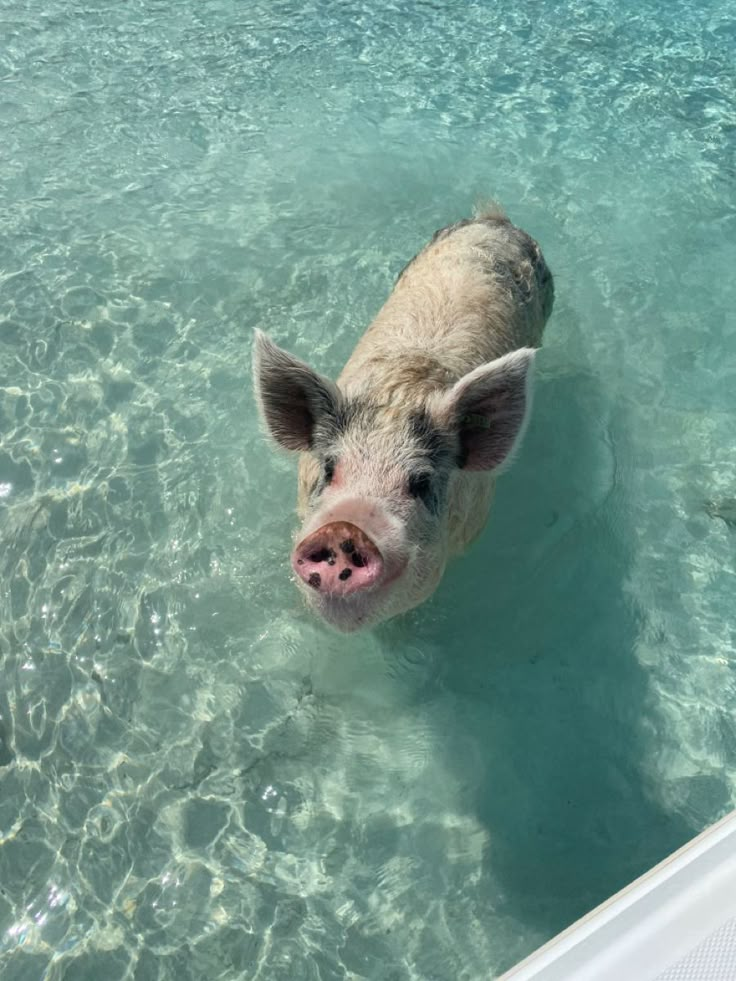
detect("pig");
top-left (253, 206), bottom-right (554, 632)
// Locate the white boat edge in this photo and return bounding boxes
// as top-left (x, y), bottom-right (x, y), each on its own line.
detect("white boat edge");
top-left (501, 808), bottom-right (736, 980)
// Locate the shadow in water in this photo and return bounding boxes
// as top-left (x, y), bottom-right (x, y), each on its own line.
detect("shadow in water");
top-left (406, 367), bottom-right (696, 970)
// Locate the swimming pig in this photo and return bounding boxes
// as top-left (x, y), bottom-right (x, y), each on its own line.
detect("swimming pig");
top-left (253, 207), bottom-right (554, 631)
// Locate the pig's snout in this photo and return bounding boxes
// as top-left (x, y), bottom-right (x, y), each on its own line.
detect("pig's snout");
top-left (292, 521), bottom-right (384, 596)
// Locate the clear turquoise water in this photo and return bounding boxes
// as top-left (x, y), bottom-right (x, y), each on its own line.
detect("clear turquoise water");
top-left (1, 0), bottom-right (735, 977)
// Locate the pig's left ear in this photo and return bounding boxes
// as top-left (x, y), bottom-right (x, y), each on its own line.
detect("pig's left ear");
top-left (439, 348), bottom-right (536, 472)
top-left (252, 330), bottom-right (341, 451)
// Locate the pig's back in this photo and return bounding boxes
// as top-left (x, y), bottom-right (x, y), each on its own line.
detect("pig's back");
top-left (340, 213), bottom-right (553, 395)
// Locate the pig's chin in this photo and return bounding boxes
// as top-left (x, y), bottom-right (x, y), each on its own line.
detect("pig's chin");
top-left (294, 566), bottom-right (419, 632)
top-left (302, 585), bottom-right (392, 633)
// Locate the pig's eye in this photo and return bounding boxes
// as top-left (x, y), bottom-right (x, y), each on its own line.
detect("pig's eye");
top-left (408, 471), bottom-right (433, 506)
top-left (323, 456), bottom-right (336, 484)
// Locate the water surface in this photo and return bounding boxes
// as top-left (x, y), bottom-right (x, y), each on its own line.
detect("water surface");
top-left (1, 0), bottom-right (735, 977)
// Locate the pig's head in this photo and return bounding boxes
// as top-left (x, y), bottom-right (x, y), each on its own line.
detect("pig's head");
top-left (253, 331), bottom-right (535, 632)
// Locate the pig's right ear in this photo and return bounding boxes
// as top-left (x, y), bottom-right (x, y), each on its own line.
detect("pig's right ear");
top-left (252, 330), bottom-right (341, 452)
top-left (439, 348), bottom-right (536, 472)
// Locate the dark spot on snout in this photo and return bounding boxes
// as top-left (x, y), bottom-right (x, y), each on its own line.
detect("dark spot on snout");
top-left (339, 568), bottom-right (352, 581)
top-left (309, 548), bottom-right (335, 563)
top-left (340, 539), bottom-right (355, 554)
top-left (352, 552), bottom-right (365, 568)
top-left (308, 573), bottom-right (321, 589)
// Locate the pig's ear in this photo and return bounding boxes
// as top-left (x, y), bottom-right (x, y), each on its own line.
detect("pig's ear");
top-left (440, 348), bottom-right (536, 472)
top-left (252, 330), bottom-right (341, 451)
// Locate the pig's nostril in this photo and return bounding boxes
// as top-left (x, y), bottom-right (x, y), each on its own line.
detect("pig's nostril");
top-left (351, 552), bottom-right (365, 568)
top-left (309, 548), bottom-right (335, 563)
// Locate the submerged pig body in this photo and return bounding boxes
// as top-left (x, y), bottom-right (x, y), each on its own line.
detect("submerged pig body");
top-left (254, 208), bottom-right (554, 631)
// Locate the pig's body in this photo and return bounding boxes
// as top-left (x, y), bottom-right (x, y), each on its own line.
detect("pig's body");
top-left (255, 207), bottom-right (553, 631)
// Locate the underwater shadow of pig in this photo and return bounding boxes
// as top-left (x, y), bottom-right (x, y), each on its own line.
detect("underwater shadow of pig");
top-left (402, 368), bottom-right (696, 966)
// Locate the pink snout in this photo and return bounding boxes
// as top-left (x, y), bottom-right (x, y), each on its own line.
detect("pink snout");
top-left (292, 521), bottom-right (384, 596)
